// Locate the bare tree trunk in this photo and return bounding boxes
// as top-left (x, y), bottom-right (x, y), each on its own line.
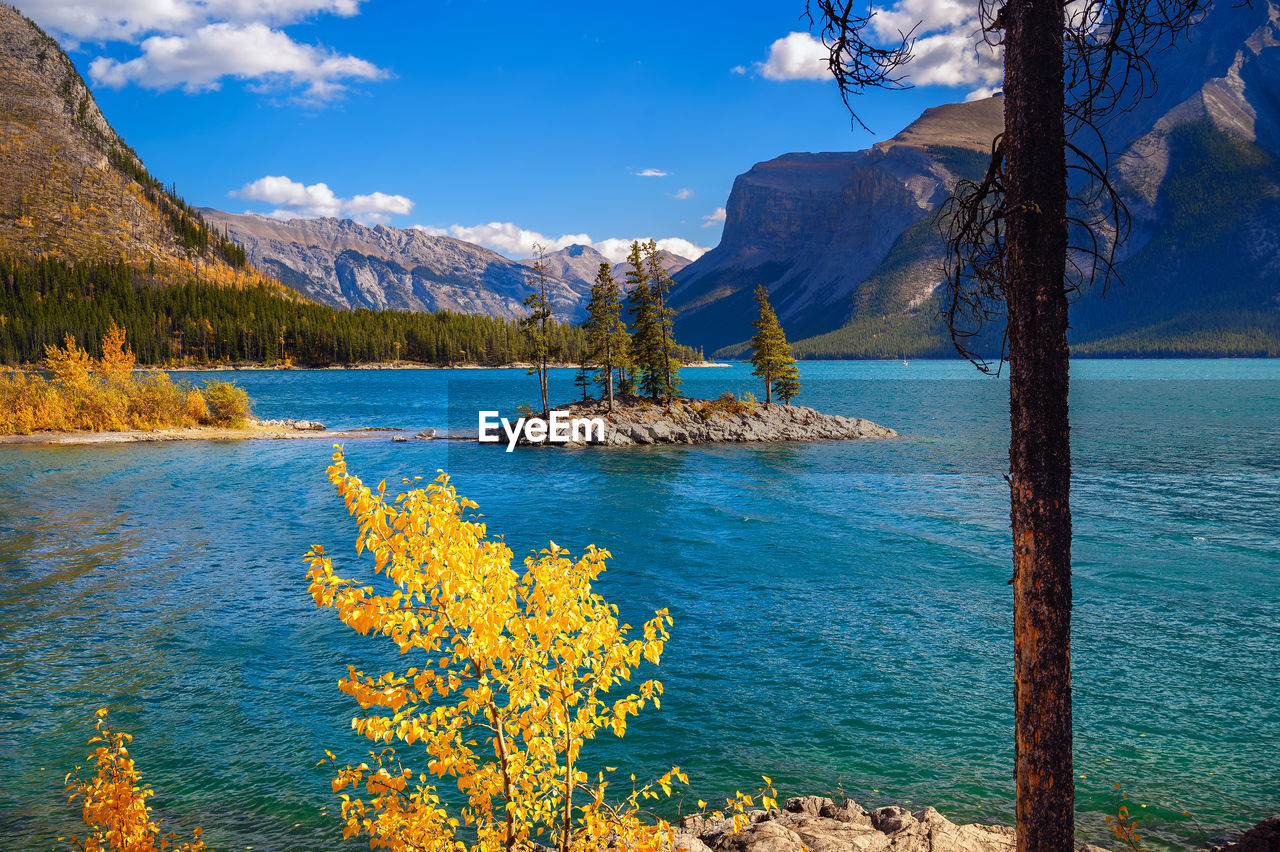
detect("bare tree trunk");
top-left (1003, 2), bottom-right (1074, 852)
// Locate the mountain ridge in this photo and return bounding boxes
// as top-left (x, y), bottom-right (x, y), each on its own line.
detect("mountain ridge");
top-left (0, 4), bottom-right (274, 290)
top-left (199, 209), bottom-right (596, 321)
top-left (674, 1), bottom-right (1280, 358)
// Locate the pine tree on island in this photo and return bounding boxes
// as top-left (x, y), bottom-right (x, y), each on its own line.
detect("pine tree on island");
top-left (645, 240), bottom-right (682, 403)
top-left (573, 363), bottom-right (592, 402)
top-left (627, 239), bottom-right (683, 404)
top-left (749, 284), bottom-right (801, 404)
top-left (583, 261), bottom-right (630, 411)
top-left (625, 241), bottom-right (660, 399)
top-left (520, 242), bottom-right (553, 415)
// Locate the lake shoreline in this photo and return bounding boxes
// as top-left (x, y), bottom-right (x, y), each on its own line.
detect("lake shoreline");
top-left (0, 419), bottom-right (373, 445)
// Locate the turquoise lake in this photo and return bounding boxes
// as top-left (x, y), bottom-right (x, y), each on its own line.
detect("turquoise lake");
top-left (1, 360), bottom-right (1277, 851)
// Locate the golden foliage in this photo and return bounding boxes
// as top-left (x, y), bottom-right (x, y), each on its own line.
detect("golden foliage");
top-left (695, 392), bottom-right (757, 421)
top-left (63, 708), bottom-right (208, 852)
top-left (1107, 788), bottom-right (1155, 852)
top-left (98, 321), bottom-right (136, 385)
top-left (0, 327), bottom-right (251, 433)
top-left (307, 449), bottom-right (727, 851)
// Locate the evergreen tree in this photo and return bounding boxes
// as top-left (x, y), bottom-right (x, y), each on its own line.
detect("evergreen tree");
top-left (573, 363), bottom-right (592, 403)
top-left (644, 240), bottom-right (682, 403)
top-left (625, 241), bottom-right (660, 400)
top-left (773, 361), bottom-right (801, 404)
top-left (583, 262), bottom-right (629, 411)
top-left (520, 243), bottom-right (553, 414)
top-left (748, 284), bottom-right (799, 404)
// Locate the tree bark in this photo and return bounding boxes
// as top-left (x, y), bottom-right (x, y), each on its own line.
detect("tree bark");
top-left (1003, 2), bottom-right (1074, 852)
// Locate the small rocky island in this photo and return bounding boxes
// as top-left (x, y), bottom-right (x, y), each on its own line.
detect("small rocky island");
top-left (508, 394), bottom-right (896, 448)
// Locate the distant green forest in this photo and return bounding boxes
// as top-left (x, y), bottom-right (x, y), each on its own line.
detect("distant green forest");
top-left (0, 256), bottom-right (702, 367)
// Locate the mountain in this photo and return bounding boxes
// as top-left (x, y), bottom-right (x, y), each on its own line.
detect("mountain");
top-left (676, 0), bottom-right (1280, 358)
top-left (0, 5), bottom-right (271, 289)
top-left (670, 97), bottom-right (1002, 354)
top-left (200, 210), bottom-right (591, 321)
top-left (539, 243), bottom-right (693, 291)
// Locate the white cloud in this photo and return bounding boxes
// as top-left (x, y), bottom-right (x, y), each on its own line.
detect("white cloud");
top-left (730, 64), bottom-right (748, 75)
top-left (19, 0), bottom-right (366, 42)
top-left (88, 22), bottom-right (384, 98)
top-left (232, 175), bottom-right (412, 224)
top-left (634, 168), bottom-right (669, 177)
top-left (412, 222), bottom-right (709, 264)
top-left (758, 32), bottom-right (830, 81)
top-left (745, 4), bottom-right (1003, 99)
top-left (592, 237), bottom-right (708, 264)
top-left (414, 222), bottom-right (591, 258)
top-left (672, 188), bottom-right (694, 200)
top-left (901, 30), bottom-right (1002, 90)
top-left (701, 207), bottom-right (727, 228)
top-left (16, 0), bottom-right (382, 100)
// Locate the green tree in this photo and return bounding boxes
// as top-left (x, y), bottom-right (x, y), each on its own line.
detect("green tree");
top-left (644, 240), bottom-right (682, 403)
top-left (573, 363), bottom-right (592, 403)
top-left (773, 361), bottom-right (801, 404)
top-left (584, 262), bottom-right (629, 411)
top-left (520, 243), bottom-right (553, 415)
top-left (625, 241), bottom-right (660, 400)
top-left (748, 285), bottom-right (799, 404)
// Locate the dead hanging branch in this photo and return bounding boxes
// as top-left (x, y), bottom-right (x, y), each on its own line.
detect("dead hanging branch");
top-left (939, 133), bottom-right (1008, 372)
top-left (934, 0), bottom-right (1231, 369)
top-left (1062, 0), bottom-right (1216, 134)
top-left (803, 0), bottom-right (917, 132)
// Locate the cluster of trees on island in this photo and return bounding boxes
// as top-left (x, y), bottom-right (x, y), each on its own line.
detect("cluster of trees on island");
top-left (519, 238), bottom-right (803, 412)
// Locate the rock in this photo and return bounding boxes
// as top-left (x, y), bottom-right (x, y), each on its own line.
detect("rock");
top-left (413, 428), bottom-right (436, 440)
top-left (674, 833), bottom-right (714, 852)
top-left (785, 797), bottom-right (834, 818)
top-left (714, 820), bottom-right (806, 852)
top-left (391, 435), bottom-right (407, 442)
top-left (1205, 817), bottom-right (1280, 852)
top-left (871, 806), bottom-right (918, 835)
top-left (685, 797), bottom-right (1027, 852)
top-left (821, 799), bottom-right (870, 823)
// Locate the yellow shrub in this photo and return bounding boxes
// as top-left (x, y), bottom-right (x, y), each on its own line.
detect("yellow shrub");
top-left (0, 329), bottom-right (256, 435)
top-left (185, 389), bottom-right (211, 424)
top-left (125, 373), bottom-right (189, 430)
top-left (97, 321), bottom-right (136, 386)
top-left (63, 709), bottom-right (208, 852)
top-left (308, 449), bottom-right (683, 852)
top-left (200, 381), bottom-right (249, 427)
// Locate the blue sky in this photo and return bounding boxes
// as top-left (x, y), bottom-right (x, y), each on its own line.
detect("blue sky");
top-left (21, 0), bottom-right (1001, 262)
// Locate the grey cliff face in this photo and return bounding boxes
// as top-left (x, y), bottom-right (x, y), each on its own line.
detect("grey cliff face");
top-left (673, 1), bottom-right (1280, 356)
top-left (200, 210), bottom-right (592, 320)
top-left (671, 98), bottom-right (1004, 353)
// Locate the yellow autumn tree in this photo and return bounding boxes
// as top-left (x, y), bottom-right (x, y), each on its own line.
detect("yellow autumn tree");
top-left (97, 321), bottom-right (137, 386)
top-left (306, 448), bottom-right (706, 852)
top-left (63, 709), bottom-right (208, 852)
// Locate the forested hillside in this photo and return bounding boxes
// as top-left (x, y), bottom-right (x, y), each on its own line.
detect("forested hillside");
top-left (0, 256), bottom-right (598, 366)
